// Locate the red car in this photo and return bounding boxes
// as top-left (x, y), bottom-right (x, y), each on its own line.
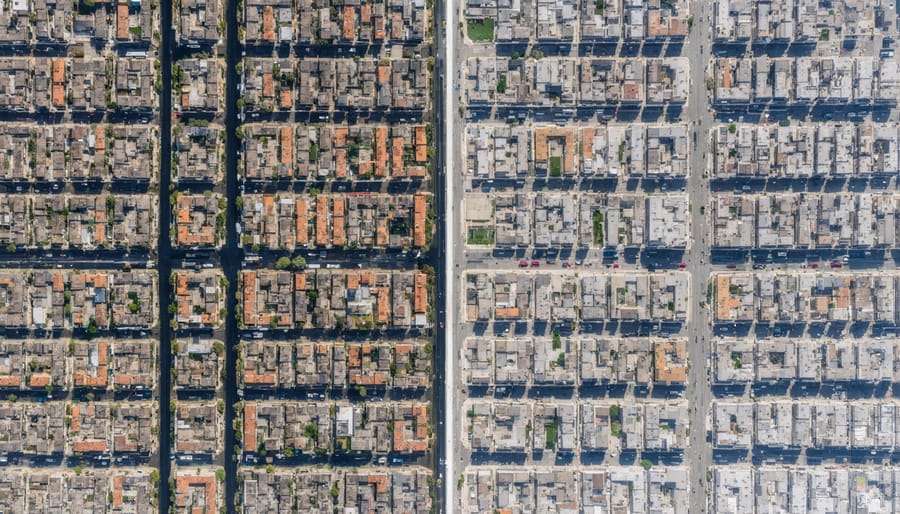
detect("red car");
top-left (530, 260), bottom-right (540, 267)
top-left (613, 263), bottom-right (619, 269)
top-left (562, 262), bottom-right (571, 268)
top-left (809, 263), bottom-right (819, 268)
top-left (830, 262), bottom-right (842, 268)
top-left (518, 260), bottom-right (529, 268)
top-left (726, 264), bottom-right (737, 269)
top-left (678, 263), bottom-right (687, 268)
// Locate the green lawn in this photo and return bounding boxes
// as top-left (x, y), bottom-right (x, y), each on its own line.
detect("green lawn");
top-left (592, 211), bottom-right (604, 244)
top-left (544, 420), bottom-right (558, 450)
top-left (467, 19), bottom-right (495, 42)
top-left (467, 227), bottom-right (495, 245)
top-left (549, 156), bottom-right (562, 177)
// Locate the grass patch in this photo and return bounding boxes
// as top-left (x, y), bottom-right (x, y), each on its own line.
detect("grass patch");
top-left (549, 156), bottom-right (562, 177)
top-left (467, 227), bottom-right (495, 245)
top-left (467, 19), bottom-right (495, 42)
top-left (544, 420), bottom-right (557, 450)
top-left (592, 211), bottom-right (604, 245)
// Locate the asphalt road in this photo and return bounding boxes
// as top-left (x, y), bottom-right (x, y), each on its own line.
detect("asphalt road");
top-left (685, 1), bottom-right (715, 510)
top-left (156, 0), bottom-right (175, 510)
top-left (222, 0), bottom-right (242, 508)
top-left (433, 0), bottom-right (456, 509)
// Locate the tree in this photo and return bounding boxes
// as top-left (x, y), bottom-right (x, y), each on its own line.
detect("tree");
top-left (291, 256), bottom-right (307, 270)
top-left (274, 256), bottom-right (291, 270)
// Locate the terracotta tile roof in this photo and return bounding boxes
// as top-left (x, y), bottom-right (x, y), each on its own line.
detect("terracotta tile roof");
top-left (495, 307), bottom-right (520, 319)
top-left (0, 376), bottom-right (20, 387)
top-left (316, 195), bottom-right (328, 246)
top-left (715, 275), bottom-right (739, 320)
top-left (73, 440), bottom-right (107, 453)
top-left (415, 125), bottom-right (427, 162)
top-left (343, 6), bottom-right (355, 40)
top-left (413, 194), bottom-right (426, 247)
top-left (414, 272), bottom-right (427, 314)
top-left (51, 273), bottom-right (64, 292)
top-left (176, 475), bottom-right (217, 514)
top-left (623, 82), bottom-right (642, 101)
top-left (333, 128), bottom-right (348, 147)
top-left (244, 370), bottom-right (276, 385)
top-left (722, 59), bottom-right (732, 89)
top-left (376, 289), bottom-right (389, 324)
top-left (294, 272), bottom-right (306, 291)
top-left (243, 271), bottom-right (257, 325)
top-left (116, 4), bottom-right (129, 40)
top-left (243, 404), bottom-right (257, 447)
top-left (377, 65), bottom-right (390, 85)
top-left (295, 199), bottom-right (308, 246)
top-left (335, 148), bottom-right (347, 178)
top-left (391, 136), bottom-right (404, 177)
top-left (414, 125), bottom-right (427, 146)
top-left (113, 476), bottom-right (124, 508)
top-left (30, 373), bottom-right (50, 388)
top-left (347, 272), bottom-right (360, 290)
top-left (653, 339), bottom-right (686, 383)
top-left (262, 73), bottom-right (275, 98)
top-left (368, 474), bottom-right (389, 494)
top-left (332, 198), bottom-right (346, 246)
top-left (279, 89), bottom-right (291, 109)
top-left (279, 127), bottom-right (292, 166)
top-left (535, 127), bottom-right (576, 174)
top-left (376, 220), bottom-right (388, 247)
top-left (74, 340), bottom-right (108, 388)
top-left (94, 126), bottom-right (106, 154)
top-left (262, 6), bottom-right (275, 41)
top-left (89, 273), bottom-right (108, 289)
top-left (582, 128), bottom-right (596, 158)
top-left (71, 406), bottom-right (82, 432)
top-left (51, 59), bottom-right (66, 107)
